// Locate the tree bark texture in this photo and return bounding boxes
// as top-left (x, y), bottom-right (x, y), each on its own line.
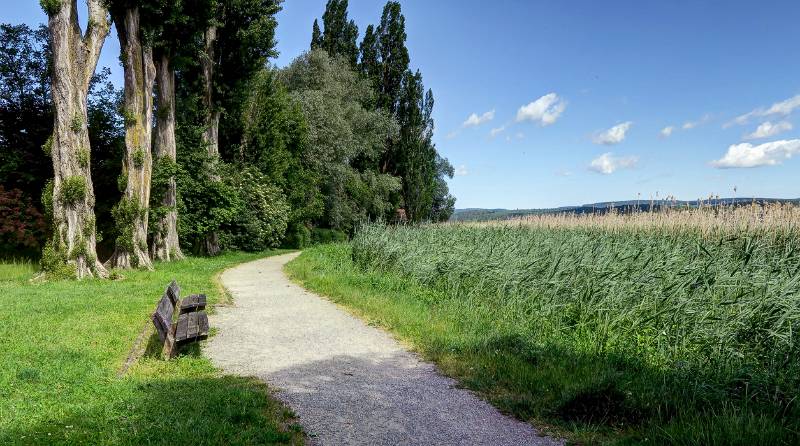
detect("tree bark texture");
top-left (46, 0), bottom-right (110, 278)
top-left (151, 52), bottom-right (184, 262)
top-left (107, 7), bottom-right (155, 270)
top-left (201, 24), bottom-right (221, 256)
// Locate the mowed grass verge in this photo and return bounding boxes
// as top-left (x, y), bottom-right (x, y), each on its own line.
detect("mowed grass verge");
top-left (286, 227), bottom-right (800, 445)
top-left (0, 251), bottom-right (303, 445)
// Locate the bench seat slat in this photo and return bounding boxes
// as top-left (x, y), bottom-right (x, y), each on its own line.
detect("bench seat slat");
top-left (179, 294), bottom-right (207, 314)
top-left (175, 312), bottom-right (209, 344)
top-left (175, 312), bottom-right (189, 341)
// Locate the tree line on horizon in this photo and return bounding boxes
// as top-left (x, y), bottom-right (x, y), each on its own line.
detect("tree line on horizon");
top-left (0, 0), bottom-right (454, 278)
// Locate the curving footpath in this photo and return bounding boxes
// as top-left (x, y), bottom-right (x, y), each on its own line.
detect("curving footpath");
top-left (205, 252), bottom-right (563, 446)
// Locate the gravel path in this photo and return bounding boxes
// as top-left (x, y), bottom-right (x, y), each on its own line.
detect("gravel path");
top-left (205, 253), bottom-right (562, 446)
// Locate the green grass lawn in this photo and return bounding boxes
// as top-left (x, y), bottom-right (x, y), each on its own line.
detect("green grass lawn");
top-left (0, 251), bottom-right (303, 445)
top-left (286, 243), bottom-right (799, 446)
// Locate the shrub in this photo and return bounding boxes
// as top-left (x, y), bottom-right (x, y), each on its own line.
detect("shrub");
top-left (219, 166), bottom-right (289, 251)
top-left (311, 227), bottom-right (347, 244)
top-left (58, 176), bottom-right (86, 205)
top-left (0, 187), bottom-right (47, 258)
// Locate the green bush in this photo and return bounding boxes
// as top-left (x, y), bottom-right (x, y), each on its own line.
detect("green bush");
top-left (310, 227), bottom-right (347, 245)
top-left (219, 166), bottom-right (289, 252)
top-left (283, 222), bottom-right (311, 249)
top-left (58, 176), bottom-right (87, 205)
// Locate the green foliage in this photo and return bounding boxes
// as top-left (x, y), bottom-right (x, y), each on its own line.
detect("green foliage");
top-left (175, 104), bottom-right (239, 254)
top-left (335, 222), bottom-right (800, 444)
top-left (148, 156), bottom-right (179, 227)
top-left (58, 176), bottom-right (87, 206)
top-left (310, 227), bottom-right (347, 244)
top-left (70, 113), bottom-right (83, 133)
top-left (318, 0), bottom-right (359, 66)
top-left (310, 19), bottom-right (322, 50)
top-left (284, 222), bottom-right (311, 249)
top-left (121, 107), bottom-right (136, 126)
top-left (211, 0), bottom-right (283, 160)
top-left (111, 195), bottom-right (145, 261)
top-left (77, 147), bottom-right (90, 168)
top-left (41, 135), bottom-right (53, 156)
top-left (41, 179), bottom-right (53, 220)
top-left (219, 166), bottom-right (290, 251)
top-left (132, 147), bottom-right (146, 168)
top-left (242, 68), bottom-right (323, 240)
top-left (39, 238), bottom-right (75, 279)
top-left (39, 0), bottom-right (61, 16)
top-left (278, 50), bottom-right (401, 231)
top-left (117, 172), bottom-right (128, 193)
top-left (374, 1), bottom-right (410, 114)
top-left (394, 72), bottom-right (454, 222)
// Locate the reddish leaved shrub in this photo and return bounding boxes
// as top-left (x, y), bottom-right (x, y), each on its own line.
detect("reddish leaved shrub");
top-left (0, 186), bottom-right (47, 257)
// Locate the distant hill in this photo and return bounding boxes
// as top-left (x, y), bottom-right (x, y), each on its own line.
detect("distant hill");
top-left (450, 198), bottom-right (800, 222)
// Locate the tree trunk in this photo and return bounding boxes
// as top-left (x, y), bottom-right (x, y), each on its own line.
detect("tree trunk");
top-left (107, 7), bottom-right (155, 270)
top-left (202, 25), bottom-right (219, 159)
top-left (151, 52), bottom-right (184, 262)
top-left (45, 0), bottom-right (110, 279)
top-left (201, 24), bottom-right (221, 256)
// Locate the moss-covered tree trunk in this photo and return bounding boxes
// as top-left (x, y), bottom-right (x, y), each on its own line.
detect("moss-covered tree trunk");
top-left (44, 0), bottom-right (110, 279)
top-left (201, 24), bottom-right (221, 256)
top-left (151, 52), bottom-right (183, 262)
top-left (107, 6), bottom-right (155, 270)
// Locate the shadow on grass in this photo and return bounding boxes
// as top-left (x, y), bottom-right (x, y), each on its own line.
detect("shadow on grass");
top-left (430, 332), bottom-right (800, 445)
top-left (1, 373), bottom-right (302, 446)
top-left (2, 334), bottom-right (302, 446)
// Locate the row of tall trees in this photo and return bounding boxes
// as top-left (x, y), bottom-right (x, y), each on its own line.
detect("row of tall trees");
top-left (0, 0), bottom-right (453, 278)
top-left (32, 0), bottom-right (283, 277)
top-left (311, 0), bottom-right (455, 222)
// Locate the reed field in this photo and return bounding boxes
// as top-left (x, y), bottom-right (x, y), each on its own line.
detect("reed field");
top-left (288, 203), bottom-right (800, 444)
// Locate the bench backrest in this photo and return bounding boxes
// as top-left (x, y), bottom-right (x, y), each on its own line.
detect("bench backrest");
top-left (166, 280), bottom-right (180, 306)
top-left (152, 294), bottom-right (174, 342)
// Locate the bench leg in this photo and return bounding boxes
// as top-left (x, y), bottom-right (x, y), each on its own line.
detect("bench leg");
top-left (162, 331), bottom-right (177, 360)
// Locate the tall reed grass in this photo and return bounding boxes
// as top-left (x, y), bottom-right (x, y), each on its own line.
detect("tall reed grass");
top-left (351, 204), bottom-right (800, 439)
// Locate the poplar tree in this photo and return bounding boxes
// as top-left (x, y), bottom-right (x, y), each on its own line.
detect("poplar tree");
top-left (107, 1), bottom-right (156, 269)
top-left (318, 0), bottom-right (359, 66)
top-left (144, 0), bottom-right (207, 262)
top-left (197, 0), bottom-right (281, 255)
top-left (311, 19), bottom-right (322, 50)
top-left (358, 24), bottom-right (380, 92)
top-left (40, 0), bottom-right (111, 278)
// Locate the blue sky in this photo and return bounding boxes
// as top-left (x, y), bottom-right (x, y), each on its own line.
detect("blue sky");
top-left (6, 1), bottom-right (800, 208)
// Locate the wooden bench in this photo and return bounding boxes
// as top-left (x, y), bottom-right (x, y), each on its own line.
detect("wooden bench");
top-left (152, 281), bottom-right (209, 359)
top-left (165, 280), bottom-right (207, 315)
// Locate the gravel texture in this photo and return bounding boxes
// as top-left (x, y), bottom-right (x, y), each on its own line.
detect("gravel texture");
top-left (205, 252), bottom-right (563, 446)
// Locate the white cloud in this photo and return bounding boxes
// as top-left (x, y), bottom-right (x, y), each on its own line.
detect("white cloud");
top-left (726, 95), bottom-right (800, 127)
top-left (592, 121), bottom-right (633, 145)
top-left (515, 132), bottom-right (525, 140)
top-left (589, 152), bottom-right (639, 174)
top-left (462, 109), bottom-right (495, 128)
top-left (744, 121), bottom-right (793, 140)
top-left (711, 139), bottom-right (800, 168)
top-left (660, 126), bottom-right (674, 138)
top-left (454, 164), bottom-right (469, 176)
top-left (446, 130), bottom-right (459, 140)
top-left (489, 125), bottom-right (506, 137)
top-left (682, 114), bottom-right (711, 130)
top-left (516, 93), bottom-right (567, 126)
